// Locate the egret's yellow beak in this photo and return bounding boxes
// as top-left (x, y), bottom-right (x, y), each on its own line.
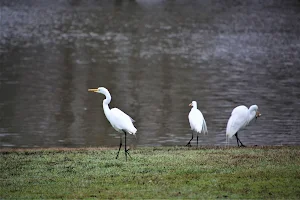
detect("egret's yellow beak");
top-left (255, 111), bottom-right (261, 118)
top-left (88, 88), bottom-right (98, 92)
top-left (189, 103), bottom-right (193, 107)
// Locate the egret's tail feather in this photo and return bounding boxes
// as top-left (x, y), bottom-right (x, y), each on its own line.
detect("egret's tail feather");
top-left (132, 131), bottom-right (137, 139)
top-left (226, 133), bottom-right (229, 147)
top-left (202, 119), bottom-right (208, 135)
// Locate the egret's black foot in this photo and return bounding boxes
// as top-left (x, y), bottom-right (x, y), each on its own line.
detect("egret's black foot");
top-left (125, 149), bottom-right (132, 159)
top-left (186, 142), bottom-right (192, 147)
top-left (125, 149), bottom-right (130, 154)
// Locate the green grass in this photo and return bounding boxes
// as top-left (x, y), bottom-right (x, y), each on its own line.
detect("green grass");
top-left (1, 146), bottom-right (300, 199)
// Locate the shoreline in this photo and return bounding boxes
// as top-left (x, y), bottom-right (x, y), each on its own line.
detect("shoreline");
top-left (1, 145), bottom-right (299, 152)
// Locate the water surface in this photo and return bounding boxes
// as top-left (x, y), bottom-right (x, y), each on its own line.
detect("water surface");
top-left (0, 0), bottom-right (300, 148)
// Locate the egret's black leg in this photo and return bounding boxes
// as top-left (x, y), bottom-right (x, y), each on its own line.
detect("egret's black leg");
top-left (116, 135), bottom-right (122, 159)
top-left (235, 133), bottom-right (240, 147)
top-left (186, 131), bottom-right (193, 147)
top-left (236, 132), bottom-right (246, 147)
top-left (238, 138), bottom-right (246, 147)
top-left (239, 141), bottom-right (246, 147)
top-left (197, 134), bottom-right (199, 147)
top-left (124, 131), bottom-right (127, 161)
top-left (123, 130), bottom-right (132, 161)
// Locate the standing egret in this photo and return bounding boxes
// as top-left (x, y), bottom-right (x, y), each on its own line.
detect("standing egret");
top-left (88, 87), bottom-right (137, 161)
top-left (187, 101), bottom-right (208, 147)
top-left (226, 105), bottom-right (261, 147)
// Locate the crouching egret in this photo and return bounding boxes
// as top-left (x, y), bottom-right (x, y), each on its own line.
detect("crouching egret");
top-left (187, 101), bottom-right (208, 147)
top-left (88, 87), bottom-right (137, 161)
top-left (226, 105), bottom-right (261, 147)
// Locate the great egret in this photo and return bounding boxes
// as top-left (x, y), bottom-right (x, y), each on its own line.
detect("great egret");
top-left (88, 87), bottom-right (137, 161)
top-left (187, 101), bottom-right (208, 147)
top-left (226, 105), bottom-right (261, 147)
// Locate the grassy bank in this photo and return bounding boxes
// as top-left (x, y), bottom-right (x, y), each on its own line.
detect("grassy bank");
top-left (1, 146), bottom-right (300, 199)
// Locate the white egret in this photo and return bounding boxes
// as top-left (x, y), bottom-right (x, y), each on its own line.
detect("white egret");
top-left (88, 87), bottom-right (137, 161)
top-left (226, 105), bottom-right (261, 147)
top-left (187, 101), bottom-right (208, 147)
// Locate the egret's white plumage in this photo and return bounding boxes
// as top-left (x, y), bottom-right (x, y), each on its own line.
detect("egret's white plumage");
top-left (88, 87), bottom-right (136, 160)
top-left (226, 105), bottom-right (261, 147)
top-left (187, 101), bottom-right (208, 147)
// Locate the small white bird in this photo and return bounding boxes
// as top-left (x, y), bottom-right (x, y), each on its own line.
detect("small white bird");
top-left (88, 87), bottom-right (137, 161)
top-left (226, 105), bottom-right (261, 147)
top-left (187, 101), bottom-right (208, 147)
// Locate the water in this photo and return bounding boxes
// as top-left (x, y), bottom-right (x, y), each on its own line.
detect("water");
top-left (0, 0), bottom-right (300, 148)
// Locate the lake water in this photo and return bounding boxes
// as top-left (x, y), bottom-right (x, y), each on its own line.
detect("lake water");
top-left (0, 0), bottom-right (300, 148)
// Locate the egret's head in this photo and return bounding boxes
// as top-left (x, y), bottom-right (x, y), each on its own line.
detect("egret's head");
top-left (189, 101), bottom-right (197, 107)
top-left (88, 87), bottom-right (109, 95)
top-left (250, 105), bottom-right (261, 119)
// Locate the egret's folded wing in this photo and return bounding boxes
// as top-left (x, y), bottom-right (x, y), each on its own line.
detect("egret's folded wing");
top-left (188, 109), bottom-right (204, 133)
top-left (111, 108), bottom-right (135, 123)
top-left (226, 109), bottom-right (248, 138)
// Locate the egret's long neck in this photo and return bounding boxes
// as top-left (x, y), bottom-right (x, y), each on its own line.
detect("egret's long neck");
top-left (102, 91), bottom-right (112, 118)
top-left (248, 107), bottom-right (257, 123)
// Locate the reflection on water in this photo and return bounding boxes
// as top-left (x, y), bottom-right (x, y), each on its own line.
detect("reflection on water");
top-left (0, 0), bottom-right (300, 148)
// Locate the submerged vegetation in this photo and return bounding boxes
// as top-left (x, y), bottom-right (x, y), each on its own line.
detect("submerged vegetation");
top-left (1, 146), bottom-right (300, 199)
